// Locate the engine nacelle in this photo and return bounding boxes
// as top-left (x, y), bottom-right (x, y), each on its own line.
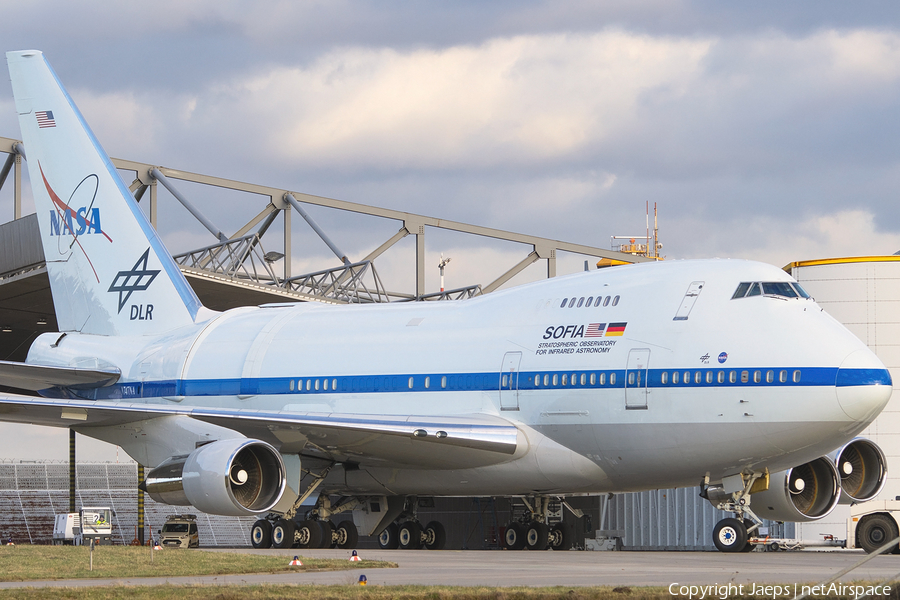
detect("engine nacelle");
top-left (751, 457), bottom-right (841, 522)
top-left (143, 439), bottom-right (286, 516)
top-left (831, 438), bottom-right (887, 504)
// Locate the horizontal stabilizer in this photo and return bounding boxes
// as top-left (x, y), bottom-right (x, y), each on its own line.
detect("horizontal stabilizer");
top-left (0, 360), bottom-right (120, 391)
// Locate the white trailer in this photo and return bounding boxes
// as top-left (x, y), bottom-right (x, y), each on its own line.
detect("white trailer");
top-left (847, 501), bottom-right (900, 553)
top-left (52, 513), bottom-right (80, 545)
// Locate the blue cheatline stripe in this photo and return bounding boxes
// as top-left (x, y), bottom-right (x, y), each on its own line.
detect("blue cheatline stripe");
top-left (45, 367), bottom-right (891, 401)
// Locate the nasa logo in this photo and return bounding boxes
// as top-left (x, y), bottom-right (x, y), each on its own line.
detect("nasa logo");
top-left (718, 352), bottom-right (728, 364)
top-left (49, 206), bottom-right (103, 236)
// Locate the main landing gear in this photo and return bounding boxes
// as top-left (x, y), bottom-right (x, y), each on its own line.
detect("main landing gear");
top-left (703, 472), bottom-right (765, 553)
top-left (503, 496), bottom-right (574, 551)
top-left (377, 497), bottom-right (447, 550)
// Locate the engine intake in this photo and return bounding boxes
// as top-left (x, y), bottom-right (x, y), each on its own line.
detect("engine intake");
top-left (143, 439), bottom-right (285, 516)
top-left (832, 438), bottom-right (887, 504)
top-left (751, 457), bottom-right (841, 522)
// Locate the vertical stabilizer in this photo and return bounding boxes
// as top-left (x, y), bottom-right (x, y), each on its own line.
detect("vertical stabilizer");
top-left (7, 50), bottom-right (204, 336)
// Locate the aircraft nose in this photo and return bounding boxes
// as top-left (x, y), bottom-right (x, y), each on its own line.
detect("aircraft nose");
top-left (836, 348), bottom-right (892, 423)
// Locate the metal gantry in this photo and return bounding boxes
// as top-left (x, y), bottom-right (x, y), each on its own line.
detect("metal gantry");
top-left (0, 136), bottom-right (653, 304)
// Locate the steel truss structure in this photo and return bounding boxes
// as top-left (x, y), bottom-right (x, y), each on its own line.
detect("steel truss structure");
top-left (1, 136), bottom-right (651, 304)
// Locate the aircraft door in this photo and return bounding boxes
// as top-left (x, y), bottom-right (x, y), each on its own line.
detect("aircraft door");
top-left (499, 351), bottom-right (522, 411)
top-left (625, 348), bottom-right (650, 410)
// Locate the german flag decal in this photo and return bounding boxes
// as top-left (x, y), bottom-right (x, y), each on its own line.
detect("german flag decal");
top-left (606, 322), bottom-right (627, 337)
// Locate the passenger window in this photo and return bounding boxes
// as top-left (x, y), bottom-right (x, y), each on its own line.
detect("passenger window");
top-left (594, 297), bottom-right (603, 307)
top-left (694, 371), bottom-right (701, 384)
top-left (315, 379), bottom-right (320, 390)
top-left (599, 373), bottom-right (606, 385)
top-left (577, 297), bottom-right (585, 308)
top-left (661, 372), bottom-right (668, 384)
top-left (779, 370), bottom-right (787, 383)
top-left (741, 371), bottom-right (749, 383)
top-left (289, 380), bottom-right (295, 391)
top-left (553, 374), bottom-right (559, 386)
top-left (306, 380), bottom-right (311, 391)
top-left (323, 379), bottom-right (329, 391)
top-left (534, 375), bottom-right (540, 387)
top-left (408, 377), bottom-right (414, 389)
top-left (543, 374), bottom-right (550, 386)
top-left (628, 372), bottom-right (635, 385)
top-left (766, 370), bottom-right (774, 383)
top-left (502, 375), bottom-right (508, 387)
top-left (332, 378), bottom-right (337, 390)
top-left (729, 371), bottom-right (736, 383)
top-left (562, 374), bottom-right (568, 386)
top-left (673, 371), bottom-right (680, 384)
top-left (441, 376), bottom-right (447, 389)
top-left (793, 370), bottom-right (801, 383)
top-left (609, 373), bottom-right (616, 385)
top-left (425, 376), bottom-right (431, 389)
top-left (590, 373), bottom-right (597, 385)
top-left (753, 371), bottom-right (761, 383)
top-left (603, 296), bottom-right (611, 307)
top-left (580, 373), bottom-right (586, 385)
top-left (586, 297), bottom-right (593, 307)
top-left (706, 371), bottom-right (713, 384)
top-left (612, 295), bottom-right (620, 306)
top-left (560, 298), bottom-right (568, 308)
top-left (732, 282), bottom-right (752, 299)
top-left (568, 298), bottom-right (576, 308)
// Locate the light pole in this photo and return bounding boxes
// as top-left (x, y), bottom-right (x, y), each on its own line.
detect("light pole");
top-left (438, 254), bottom-right (451, 292)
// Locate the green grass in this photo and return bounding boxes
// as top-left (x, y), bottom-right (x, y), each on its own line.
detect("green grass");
top-left (0, 584), bottom-right (896, 600)
top-left (0, 545), bottom-right (394, 581)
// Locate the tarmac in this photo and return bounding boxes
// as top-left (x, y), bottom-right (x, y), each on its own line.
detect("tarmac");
top-left (1, 548), bottom-right (900, 590)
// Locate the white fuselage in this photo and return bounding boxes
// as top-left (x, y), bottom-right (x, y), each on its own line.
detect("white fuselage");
top-left (29, 259), bottom-right (892, 497)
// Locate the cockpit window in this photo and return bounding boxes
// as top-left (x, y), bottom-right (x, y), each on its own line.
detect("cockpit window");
top-left (733, 281), bottom-right (810, 300)
top-left (762, 282), bottom-right (798, 298)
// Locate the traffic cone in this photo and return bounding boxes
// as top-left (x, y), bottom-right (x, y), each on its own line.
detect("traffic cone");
top-left (290, 556), bottom-right (303, 566)
top-left (153, 539), bottom-right (162, 550)
top-left (349, 549), bottom-right (361, 561)
top-left (358, 574), bottom-right (367, 586)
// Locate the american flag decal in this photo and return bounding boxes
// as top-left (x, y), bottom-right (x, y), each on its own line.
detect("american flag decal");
top-left (36, 111), bottom-right (56, 128)
top-left (585, 323), bottom-right (606, 337)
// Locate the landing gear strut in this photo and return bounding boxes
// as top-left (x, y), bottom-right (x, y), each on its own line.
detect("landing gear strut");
top-left (704, 472), bottom-right (766, 553)
top-left (377, 497), bottom-right (447, 550)
top-left (503, 496), bottom-right (575, 551)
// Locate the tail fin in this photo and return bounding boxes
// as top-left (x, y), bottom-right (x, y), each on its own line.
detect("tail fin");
top-left (7, 50), bottom-right (204, 336)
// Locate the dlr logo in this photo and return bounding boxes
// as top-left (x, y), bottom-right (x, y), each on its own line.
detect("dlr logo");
top-left (130, 304), bottom-right (153, 321)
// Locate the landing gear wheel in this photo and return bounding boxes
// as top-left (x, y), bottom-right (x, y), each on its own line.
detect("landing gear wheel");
top-left (713, 518), bottom-right (748, 553)
top-left (318, 520), bottom-right (336, 548)
top-left (504, 522), bottom-right (526, 550)
top-left (296, 519), bottom-right (324, 549)
top-left (272, 519), bottom-right (295, 549)
top-left (378, 522), bottom-right (400, 549)
top-left (423, 521), bottom-right (446, 550)
top-left (526, 522), bottom-right (549, 550)
top-left (335, 520), bottom-right (359, 549)
top-left (858, 514), bottom-right (899, 554)
top-left (399, 521), bottom-right (423, 549)
top-left (251, 519), bottom-right (272, 549)
top-left (549, 523), bottom-right (571, 550)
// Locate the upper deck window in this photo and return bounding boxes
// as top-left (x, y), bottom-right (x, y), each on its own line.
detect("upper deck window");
top-left (732, 281), bottom-right (810, 300)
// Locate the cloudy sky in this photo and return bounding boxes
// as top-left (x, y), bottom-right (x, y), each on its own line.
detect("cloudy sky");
top-left (1, 1), bottom-right (900, 459)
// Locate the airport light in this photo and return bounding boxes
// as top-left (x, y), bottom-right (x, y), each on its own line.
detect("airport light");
top-left (438, 254), bottom-right (451, 292)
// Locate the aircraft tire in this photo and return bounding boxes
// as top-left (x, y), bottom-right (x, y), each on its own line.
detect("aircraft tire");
top-left (525, 522), bottom-right (549, 550)
top-left (504, 522), bottom-right (526, 550)
top-left (423, 521), bottom-right (446, 550)
top-left (319, 520), bottom-right (336, 548)
top-left (336, 520), bottom-right (359, 549)
top-left (857, 514), bottom-right (899, 554)
top-left (399, 521), bottom-right (423, 549)
top-left (250, 519), bottom-right (272, 549)
top-left (271, 519), bottom-right (295, 549)
top-left (549, 522), bottom-right (571, 550)
top-left (713, 518), bottom-right (748, 553)
top-left (296, 520), bottom-right (324, 549)
top-left (378, 522), bottom-right (400, 549)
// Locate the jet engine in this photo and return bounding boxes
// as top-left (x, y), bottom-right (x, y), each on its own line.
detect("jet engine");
top-left (751, 457), bottom-right (841, 522)
top-left (142, 439), bottom-right (285, 516)
top-left (831, 438), bottom-right (887, 504)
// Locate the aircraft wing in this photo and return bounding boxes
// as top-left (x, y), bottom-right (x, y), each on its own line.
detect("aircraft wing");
top-left (0, 360), bottom-right (121, 391)
top-left (0, 394), bottom-right (520, 470)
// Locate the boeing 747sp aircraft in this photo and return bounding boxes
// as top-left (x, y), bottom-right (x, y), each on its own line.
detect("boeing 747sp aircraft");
top-left (0, 49), bottom-right (893, 553)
